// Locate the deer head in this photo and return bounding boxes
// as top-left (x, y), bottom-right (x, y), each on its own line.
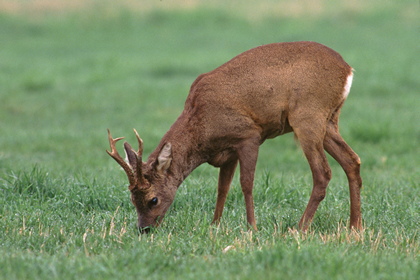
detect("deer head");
top-left (107, 129), bottom-right (176, 232)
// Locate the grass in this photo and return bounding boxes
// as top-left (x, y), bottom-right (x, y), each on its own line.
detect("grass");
top-left (0, 1), bottom-right (419, 279)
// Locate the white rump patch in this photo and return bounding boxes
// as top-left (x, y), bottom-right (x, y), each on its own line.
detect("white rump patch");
top-left (342, 71), bottom-right (354, 99)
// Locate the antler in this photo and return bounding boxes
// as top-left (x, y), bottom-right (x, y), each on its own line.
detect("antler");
top-left (123, 129), bottom-right (146, 185)
top-left (133, 129), bottom-right (144, 162)
top-left (107, 129), bottom-right (146, 190)
top-left (133, 129), bottom-right (144, 182)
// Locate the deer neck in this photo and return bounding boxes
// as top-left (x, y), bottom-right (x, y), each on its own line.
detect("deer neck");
top-left (149, 113), bottom-right (206, 188)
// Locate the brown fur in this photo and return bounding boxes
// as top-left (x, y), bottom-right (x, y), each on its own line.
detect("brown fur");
top-left (107, 41), bottom-right (362, 232)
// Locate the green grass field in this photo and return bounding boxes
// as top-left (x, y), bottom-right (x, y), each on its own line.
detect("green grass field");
top-left (0, 1), bottom-right (418, 279)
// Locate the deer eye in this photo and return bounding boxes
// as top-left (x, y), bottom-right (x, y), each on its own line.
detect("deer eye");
top-left (149, 197), bottom-right (158, 207)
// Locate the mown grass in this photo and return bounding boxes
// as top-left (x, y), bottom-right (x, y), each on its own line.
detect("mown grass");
top-left (0, 1), bottom-right (419, 279)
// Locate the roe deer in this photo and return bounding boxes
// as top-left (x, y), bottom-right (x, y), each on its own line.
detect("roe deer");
top-left (107, 41), bottom-right (362, 233)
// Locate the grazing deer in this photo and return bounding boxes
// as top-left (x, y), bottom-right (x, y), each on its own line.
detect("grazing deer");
top-left (107, 41), bottom-right (362, 233)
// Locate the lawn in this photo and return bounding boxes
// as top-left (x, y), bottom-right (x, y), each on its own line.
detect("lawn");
top-left (0, 1), bottom-right (418, 279)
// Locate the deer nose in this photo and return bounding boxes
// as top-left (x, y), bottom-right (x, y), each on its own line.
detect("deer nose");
top-left (137, 219), bottom-right (153, 234)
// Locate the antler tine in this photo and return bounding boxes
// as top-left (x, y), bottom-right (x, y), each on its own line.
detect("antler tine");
top-left (106, 129), bottom-right (136, 186)
top-left (133, 128), bottom-right (144, 159)
top-left (132, 128), bottom-right (147, 186)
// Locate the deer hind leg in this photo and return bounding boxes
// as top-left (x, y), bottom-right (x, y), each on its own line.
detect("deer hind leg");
top-left (293, 119), bottom-right (332, 231)
top-left (212, 160), bottom-right (238, 225)
top-left (323, 119), bottom-right (363, 230)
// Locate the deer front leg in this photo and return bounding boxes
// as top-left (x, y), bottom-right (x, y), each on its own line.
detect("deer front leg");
top-left (237, 138), bottom-right (260, 231)
top-left (212, 160), bottom-right (238, 224)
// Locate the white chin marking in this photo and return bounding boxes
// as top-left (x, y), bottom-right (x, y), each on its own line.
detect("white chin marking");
top-left (343, 71), bottom-right (353, 99)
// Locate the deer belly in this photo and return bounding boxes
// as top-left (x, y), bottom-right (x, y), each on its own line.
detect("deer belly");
top-left (208, 149), bottom-right (237, 167)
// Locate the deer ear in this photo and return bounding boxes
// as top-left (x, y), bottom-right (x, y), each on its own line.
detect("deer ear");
top-left (157, 143), bottom-right (172, 173)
